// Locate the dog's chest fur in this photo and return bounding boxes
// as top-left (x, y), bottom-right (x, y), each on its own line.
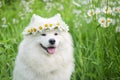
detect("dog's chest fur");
top-left (14, 52), bottom-right (74, 80)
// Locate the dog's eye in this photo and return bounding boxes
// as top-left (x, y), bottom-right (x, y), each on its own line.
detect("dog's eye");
top-left (54, 33), bottom-right (58, 36)
top-left (41, 33), bottom-right (46, 36)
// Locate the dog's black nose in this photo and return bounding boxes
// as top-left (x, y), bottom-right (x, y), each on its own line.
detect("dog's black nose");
top-left (49, 39), bottom-right (55, 45)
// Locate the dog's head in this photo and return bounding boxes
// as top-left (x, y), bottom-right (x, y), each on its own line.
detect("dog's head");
top-left (38, 30), bottom-right (61, 54)
top-left (22, 14), bottom-right (72, 55)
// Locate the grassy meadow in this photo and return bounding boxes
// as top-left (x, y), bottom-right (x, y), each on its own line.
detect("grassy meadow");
top-left (0, 0), bottom-right (120, 80)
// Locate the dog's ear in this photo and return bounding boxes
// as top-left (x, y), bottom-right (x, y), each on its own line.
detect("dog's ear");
top-left (31, 14), bottom-right (37, 22)
top-left (30, 14), bottom-right (42, 22)
top-left (53, 13), bottom-right (62, 20)
top-left (54, 13), bottom-right (69, 32)
top-left (55, 13), bottom-right (61, 18)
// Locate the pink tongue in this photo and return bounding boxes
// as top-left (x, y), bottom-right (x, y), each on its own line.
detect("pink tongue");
top-left (47, 48), bottom-right (55, 54)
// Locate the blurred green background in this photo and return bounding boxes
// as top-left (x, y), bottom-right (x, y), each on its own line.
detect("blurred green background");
top-left (0, 0), bottom-right (120, 80)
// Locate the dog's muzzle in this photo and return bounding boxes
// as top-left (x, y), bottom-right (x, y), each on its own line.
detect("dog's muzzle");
top-left (40, 44), bottom-right (56, 54)
top-left (49, 39), bottom-right (56, 45)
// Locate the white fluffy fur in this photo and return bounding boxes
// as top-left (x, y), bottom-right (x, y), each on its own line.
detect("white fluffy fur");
top-left (13, 14), bottom-right (74, 80)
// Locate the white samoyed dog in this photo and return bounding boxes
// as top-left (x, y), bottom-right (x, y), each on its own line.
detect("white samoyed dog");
top-left (13, 14), bottom-right (74, 80)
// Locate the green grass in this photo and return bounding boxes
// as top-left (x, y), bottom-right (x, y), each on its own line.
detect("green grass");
top-left (0, 0), bottom-right (120, 80)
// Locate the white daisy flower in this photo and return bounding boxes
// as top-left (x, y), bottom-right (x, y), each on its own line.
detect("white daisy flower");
top-left (58, 4), bottom-right (64, 11)
top-left (22, 27), bottom-right (31, 35)
top-left (98, 17), bottom-right (113, 28)
top-left (87, 9), bottom-right (95, 16)
top-left (48, 23), bottom-right (56, 30)
top-left (37, 25), bottom-right (43, 32)
top-left (98, 17), bottom-right (106, 24)
top-left (45, 2), bottom-right (53, 12)
top-left (102, 6), bottom-right (112, 14)
top-left (101, 22), bottom-right (110, 28)
top-left (107, 18), bottom-right (112, 24)
top-left (95, 8), bottom-right (101, 14)
top-left (1, 17), bottom-right (8, 28)
top-left (1, 24), bottom-right (8, 28)
top-left (13, 18), bottom-right (19, 24)
top-left (2, 17), bottom-right (7, 24)
top-left (32, 27), bottom-right (38, 35)
top-left (113, 7), bottom-right (119, 13)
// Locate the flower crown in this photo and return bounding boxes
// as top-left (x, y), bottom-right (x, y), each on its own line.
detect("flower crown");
top-left (22, 14), bottom-right (69, 35)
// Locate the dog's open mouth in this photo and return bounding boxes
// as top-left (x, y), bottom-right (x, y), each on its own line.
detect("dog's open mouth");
top-left (40, 44), bottom-right (56, 54)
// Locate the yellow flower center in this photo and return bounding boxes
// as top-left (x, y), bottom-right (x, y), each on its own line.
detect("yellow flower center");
top-left (27, 29), bottom-right (32, 33)
top-left (33, 28), bottom-right (37, 32)
top-left (90, 11), bottom-right (94, 15)
top-left (49, 24), bottom-right (53, 27)
top-left (39, 26), bottom-right (42, 30)
top-left (107, 19), bottom-right (111, 22)
top-left (101, 19), bottom-right (105, 23)
top-left (45, 24), bottom-right (48, 27)
top-left (105, 8), bottom-right (109, 12)
top-left (56, 22), bottom-right (60, 27)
